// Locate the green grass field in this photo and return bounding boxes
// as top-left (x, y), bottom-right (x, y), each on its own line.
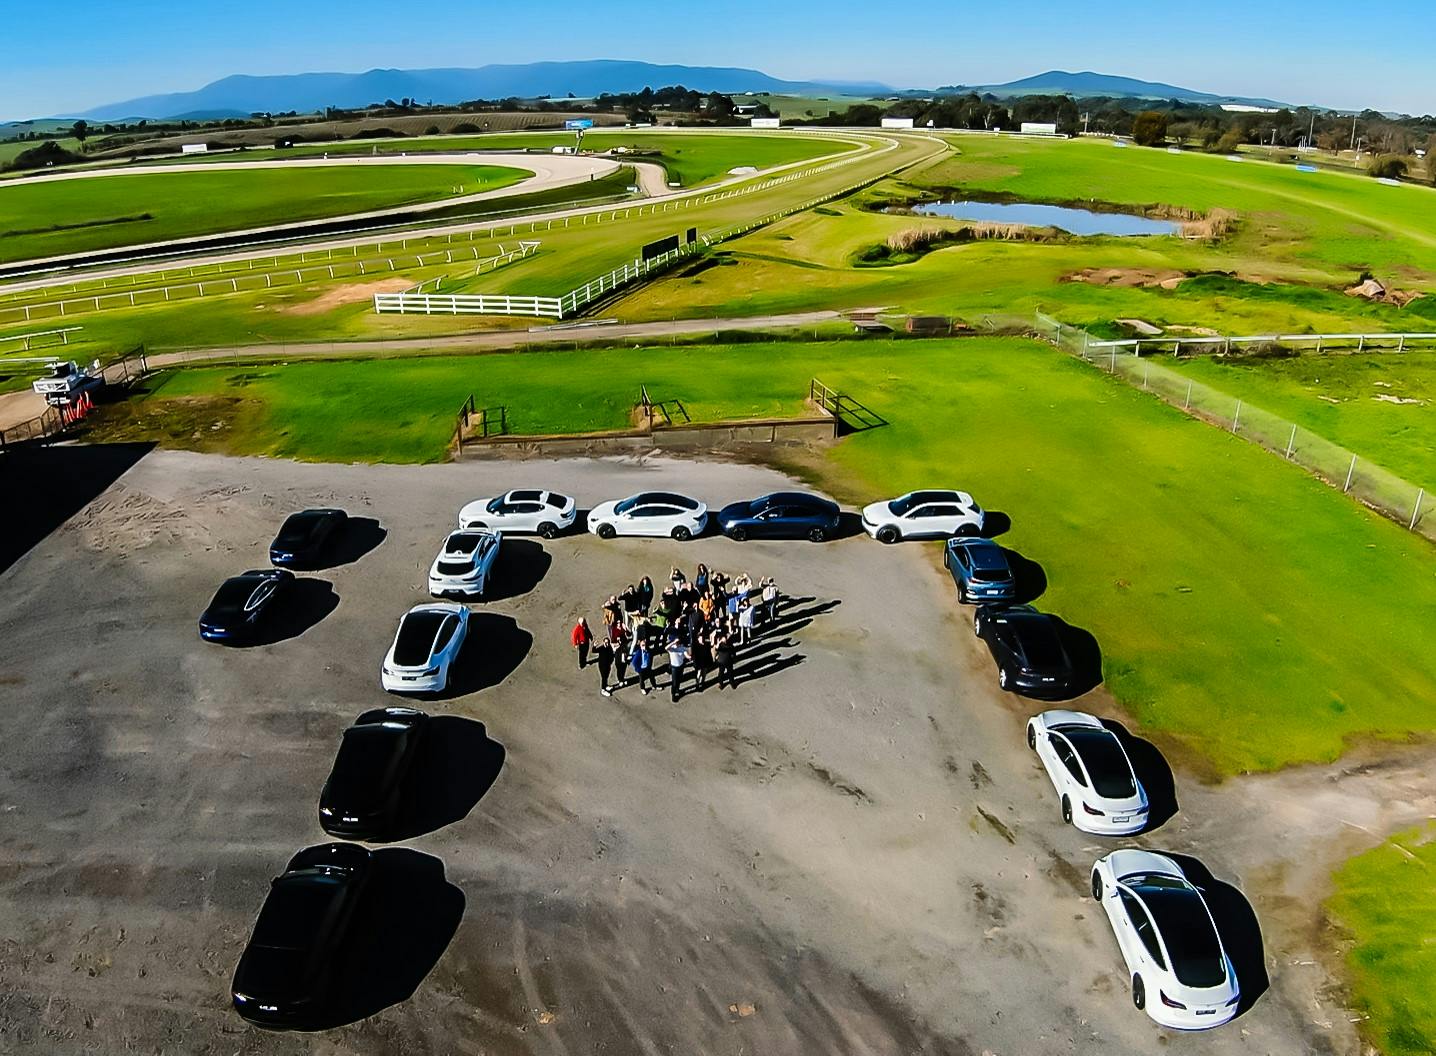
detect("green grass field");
top-left (148, 129), bottom-right (853, 188)
top-left (1165, 351), bottom-right (1436, 484)
top-left (617, 136), bottom-right (1436, 337)
top-left (1327, 823), bottom-right (1436, 1056)
top-left (0, 163), bottom-right (526, 263)
top-left (91, 336), bottom-right (1436, 776)
top-left (0, 136), bottom-right (81, 167)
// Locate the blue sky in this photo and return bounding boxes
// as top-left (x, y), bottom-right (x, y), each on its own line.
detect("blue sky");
top-left (4, 0), bottom-right (1433, 120)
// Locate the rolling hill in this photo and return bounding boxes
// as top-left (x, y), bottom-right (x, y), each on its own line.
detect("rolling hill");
top-left (940, 70), bottom-right (1292, 109)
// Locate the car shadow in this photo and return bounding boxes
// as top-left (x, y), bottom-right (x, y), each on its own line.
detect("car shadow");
top-left (567, 509), bottom-right (592, 537)
top-left (1000, 547), bottom-right (1047, 604)
top-left (316, 517), bottom-right (386, 569)
top-left (440, 613), bottom-right (533, 697)
top-left (1099, 719), bottom-right (1179, 831)
top-left (484, 538), bottom-right (551, 601)
top-left (1051, 615), bottom-right (1103, 697)
top-left (982, 511), bottom-right (1012, 538)
top-left (304, 847), bottom-right (465, 1030)
top-left (390, 717), bottom-right (505, 841)
top-left (831, 512), bottom-right (865, 540)
top-left (1163, 853), bottom-right (1269, 1017)
top-left (0, 441), bottom-right (154, 575)
top-left (234, 579), bottom-right (339, 647)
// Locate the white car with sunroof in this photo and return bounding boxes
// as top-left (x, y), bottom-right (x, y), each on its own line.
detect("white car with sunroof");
top-left (1090, 850), bottom-right (1241, 1030)
top-left (381, 603), bottom-right (469, 694)
top-left (860, 490), bottom-right (985, 543)
top-left (428, 529), bottom-right (501, 598)
top-left (587, 491), bottom-right (708, 540)
top-left (458, 489), bottom-right (576, 538)
top-left (1028, 710), bottom-right (1149, 835)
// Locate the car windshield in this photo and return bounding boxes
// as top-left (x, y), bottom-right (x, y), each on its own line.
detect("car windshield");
top-left (277, 512), bottom-right (323, 543)
top-left (393, 611), bottom-right (446, 665)
top-left (888, 491), bottom-right (954, 516)
top-left (251, 878), bottom-right (343, 949)
top-left (328, 727), bottom-right (407, 809)
top-left (210, 578), bottom-right (257, 611)
top-left (971, 567), bottom-right (1011, 582)
top-left (1133, 882), bottom-right (1227, 988)
top-left (1062, 728), bottom-right (1136, 798)
top-left (614, 495), bottom-right (643, 514)
top-left (437, 560), bottom-right (473, 575)
top-left (445, 534), bottom-right (481, 555)
top-left (544, 493), bottom-right (568, 508)
top-left (484, 497), bottom-right (504, 513)
top-left (1017, 619), bottom-right (1065, 667)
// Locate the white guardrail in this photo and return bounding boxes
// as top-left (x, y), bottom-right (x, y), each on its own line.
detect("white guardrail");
top-left (1086, 331), bottom-right (1436, 355)
top-left (370, 150), bottom-right (907, 320)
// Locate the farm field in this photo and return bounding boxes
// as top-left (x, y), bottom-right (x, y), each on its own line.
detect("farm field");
top-left (88, 336), bottom-right (1436, 777)
top-left (0, 135), bottom-right (81, 167)
top-left (0, 163), bottom-right (526, 264)
top-left (618, 135), bottom-right (1436, 336)
top-left (1164, 351), bottom-right (1436, 484)
top-left (146, 129), bottom-right (855, 188)
top-left (1327, 822), bottom-right (1436, 1056)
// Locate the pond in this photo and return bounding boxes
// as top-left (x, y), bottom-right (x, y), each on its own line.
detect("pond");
top-left (912, 200), bottom-right (1181, 236)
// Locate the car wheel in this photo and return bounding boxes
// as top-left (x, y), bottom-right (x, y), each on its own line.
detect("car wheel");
top-left (876, 525), bottom-right (899, 544)
top-left (973, 613), bottom-right (982, 637)
top-left (1091, 872), bottom-right (1103, 900)
top-left (1132, 976), bottom-right (1146, 1011)
top-left (808, 527), bottom-right (826, 543)
top-left (672, 526), bottom-right (692, 542)
top-left (730, 527), bottom-right (748, 542)
top-left (998, 667), bottom-right (1011, 691)
top-left (538, 521), bottom-right (557, 539)
top-left (1026, 724), bottom-right (1036, 750)
top-left (1061, 796), bottom-right (1073, 824)
top-left (597, 523), bottom-right (616, 540)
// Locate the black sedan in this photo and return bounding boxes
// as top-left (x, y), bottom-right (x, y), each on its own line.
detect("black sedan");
top-left (231, 842), bottom-right (372, 1027)
top-left (716, 492), bottom-right (841, 542)
top-left (269, 508), bottom-right (348, 567)
top-left (199, 569), bottom-right (294, 642)
top-left (945, 538), bottom-right (1016, 604)
top-left (319, 707), bottom-right (428, 839)
top-left (973, 604), bottom-right (1076, 698)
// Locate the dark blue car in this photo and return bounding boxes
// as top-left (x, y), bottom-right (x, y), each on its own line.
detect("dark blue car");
top-left (716, 492), bottom-right (842, 542)
top-left (270, 509), bottom-right (348, 567)
top-left (199, 568), bottom-right (294, 641)
top-left (945, 538), bottom-right (1016, 604)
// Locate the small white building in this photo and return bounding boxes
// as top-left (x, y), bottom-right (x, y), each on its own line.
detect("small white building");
top-left (881, 116), bottom-right (915, 129)
top-left (750, 117), bottom-right (781, 129)
top-left (180, 143), bottom-right (209, 154)
top-left (1019, 122), bottom-right (1058, 136)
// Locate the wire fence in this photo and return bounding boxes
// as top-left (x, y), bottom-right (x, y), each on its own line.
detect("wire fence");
top-left (1028, 313), bottom-right (1432, 541)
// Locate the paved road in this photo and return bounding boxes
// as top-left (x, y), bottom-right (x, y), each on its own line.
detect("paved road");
top-left (0, 448), bottom-right (1354, 1054)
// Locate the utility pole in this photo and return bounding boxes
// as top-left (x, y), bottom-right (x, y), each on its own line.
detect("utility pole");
top-left (1350, 114), bottom-right (1358, 152)
top-left (1082, 112), bottom-right (1090, 135)
top-left (1308, 111), bottom-right (1315, 151)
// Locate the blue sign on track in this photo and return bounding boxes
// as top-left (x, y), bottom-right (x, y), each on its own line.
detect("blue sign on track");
top-left (564, 119), bottom-right (594, 130)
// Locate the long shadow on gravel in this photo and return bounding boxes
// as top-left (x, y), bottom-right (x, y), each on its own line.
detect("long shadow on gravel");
top-left (306, 848), bottom-right (465, 1030)
top-left (1099, 719), bottom-right (1179, 831)
top-left (392, 717), bottom-right (505, 841)
top-left (439, 613), bottom-right (532, 698)
top-left (0, 440), bottom-right (154, 575)
top-left (316, 517), bottom-right (386, 569)
top-left (1164, 852), bottom-right (1269, 1017)
top-left (484, 538), bottom-right (551, 601)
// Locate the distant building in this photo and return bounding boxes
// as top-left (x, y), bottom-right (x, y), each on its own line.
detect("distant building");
top-left (881, 117), bottom-right (915, 129)
top-left (750, 117), bottom-right (781, 129)
top-left (1019, 122), bottom-right (1059, 136)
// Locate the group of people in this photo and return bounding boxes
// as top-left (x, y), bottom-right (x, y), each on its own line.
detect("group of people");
top-left (569, 563), bottom-right (782, 702)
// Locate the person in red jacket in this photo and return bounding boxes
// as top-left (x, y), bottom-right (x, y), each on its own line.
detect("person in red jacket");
top-left (571, 617), bottom-right (593, 669)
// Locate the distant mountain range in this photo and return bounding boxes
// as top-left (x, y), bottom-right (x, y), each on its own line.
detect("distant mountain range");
top-left (940, 70), bottom-right (1292, 110)
top-left (65, 61), bottom-right (894, 122)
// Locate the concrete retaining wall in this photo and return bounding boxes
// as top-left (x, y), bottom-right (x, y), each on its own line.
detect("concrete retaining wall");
top-left (458, 416), bottom-right (836, 459)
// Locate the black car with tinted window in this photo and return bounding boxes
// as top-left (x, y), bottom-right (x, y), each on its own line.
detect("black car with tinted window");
top-left (231, 842), bottom-right (372, 1027)
top-left (269, 509), bottom-right (348, 567)
top-left (973, 604), bottom-right (1076, 698)
top-left (716, 491), bottom-right (842, 542)
top-left (199, 568), bottom-right (294, 642)
top-left (319, 708), bottom-right (428, 839)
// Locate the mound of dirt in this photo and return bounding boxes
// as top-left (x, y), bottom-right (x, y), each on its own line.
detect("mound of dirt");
top-left (281, 278), bottom-right (412, 316)
top-left (1345, 276), bottom-right (1426, 307)
top-left (1064, 267), bottom-right (1186, 289)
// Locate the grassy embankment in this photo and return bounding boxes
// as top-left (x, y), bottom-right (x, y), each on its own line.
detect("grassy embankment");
top-left (91, 336), bottom-right (1436, 778)
top-left (0, 163), bottom-right (527, 263)
top-left (1327, 823), bottom-right (1436, 1056)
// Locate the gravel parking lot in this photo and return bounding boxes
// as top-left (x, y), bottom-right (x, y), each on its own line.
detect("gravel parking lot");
top-left (0, 448), bottom-right (1359, 1054)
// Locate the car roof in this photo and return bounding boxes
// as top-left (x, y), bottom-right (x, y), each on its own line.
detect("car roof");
top-left (755, 491), bottom-right (832, 507)
top-left (252, 874), bottom-right (347, 949)
top-left (628, 491), bottom-right (699, 508)
top-left (393, 610), bottom-right (450, 665)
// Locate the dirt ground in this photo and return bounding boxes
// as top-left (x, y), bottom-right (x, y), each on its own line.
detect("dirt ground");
top-left (0, 448), bottom-right (1420, 1055)
top-left (281, 279), bottom-right (413, 316)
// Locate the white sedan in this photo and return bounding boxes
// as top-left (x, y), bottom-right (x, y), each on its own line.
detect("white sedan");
top-left (381, 603), bottom-right (469, 694)
top-left (587, 491), bottom-right (708, 540)
top-left (428, 529), bottom-right (501, 598)
top-left (1090, 850), bottom-right (1241, 1030)
top-left (1027, 710), bottom-right (1149, 835)
top-left (458, 489), bottom-right (576, 538)
top-left (860, 490), bottom-right (985, 543)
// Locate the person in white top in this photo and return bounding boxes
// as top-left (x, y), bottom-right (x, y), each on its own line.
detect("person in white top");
top-left (738, 599), bottom-right (755, 644)
top-left (760, 577), bottom-right (779, 624)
